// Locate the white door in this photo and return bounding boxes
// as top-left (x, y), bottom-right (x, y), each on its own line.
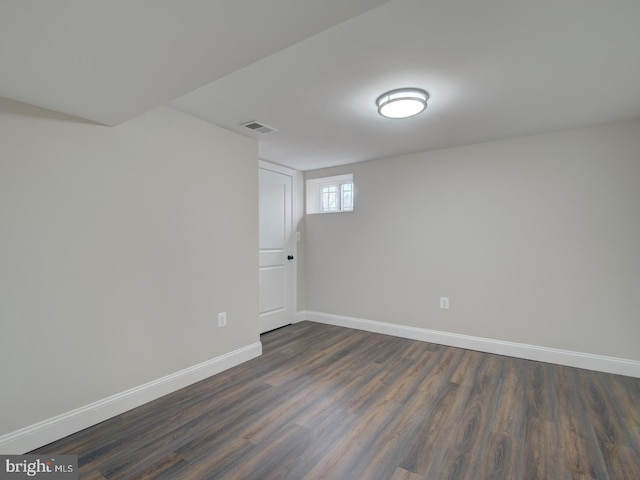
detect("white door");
top-left (259, 167), bottom-right (294, 333)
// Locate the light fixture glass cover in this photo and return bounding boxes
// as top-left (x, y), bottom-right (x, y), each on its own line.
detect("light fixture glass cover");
top-left (376, 88), bottom-right (429, 119)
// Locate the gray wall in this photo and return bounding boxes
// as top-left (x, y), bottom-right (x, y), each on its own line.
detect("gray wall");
top-left (0, 99), bottom-right (259, 436)
top-left (304, 120), bottom-right (640, 361)
top-left (295, 173), bottom-right (307, 312)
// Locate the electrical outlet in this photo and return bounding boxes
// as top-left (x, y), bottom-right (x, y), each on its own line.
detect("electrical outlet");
top-left (439, 297), bottom-right (450, 309)
top-left (218, 312), bottom-right (227, 327)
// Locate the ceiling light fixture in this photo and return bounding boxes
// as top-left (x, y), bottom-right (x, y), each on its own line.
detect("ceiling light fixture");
top-left (376, 88), bottom-right (429, 119)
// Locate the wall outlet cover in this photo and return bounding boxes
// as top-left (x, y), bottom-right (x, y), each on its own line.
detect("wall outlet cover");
top-left (439, 297), bottom-right (450, 309)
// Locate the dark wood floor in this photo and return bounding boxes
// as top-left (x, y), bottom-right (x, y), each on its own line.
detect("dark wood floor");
top-left (33, 321), bottom-right (640, 479)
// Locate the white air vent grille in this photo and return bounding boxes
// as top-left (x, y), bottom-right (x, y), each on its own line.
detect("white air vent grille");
top-left (240, 121), bottom-right (278, 134)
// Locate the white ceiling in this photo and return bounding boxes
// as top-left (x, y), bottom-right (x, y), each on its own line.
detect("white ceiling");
top-left (0, 0), bottom-right (387, 126)
top-left (171, 0), bottom-right (640, 170)
top-left (2, 1), bottom-right (640, 171)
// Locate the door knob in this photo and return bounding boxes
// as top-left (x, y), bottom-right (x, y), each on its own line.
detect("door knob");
top-left (287, 255), bottom-right (294, 261)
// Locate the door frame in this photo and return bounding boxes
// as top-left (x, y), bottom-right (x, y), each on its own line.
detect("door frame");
top-left (258, 159), bottom-right (299, 326)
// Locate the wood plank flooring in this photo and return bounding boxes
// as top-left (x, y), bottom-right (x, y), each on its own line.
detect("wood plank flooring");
top-left (32, 321), bottom-right (640, 479)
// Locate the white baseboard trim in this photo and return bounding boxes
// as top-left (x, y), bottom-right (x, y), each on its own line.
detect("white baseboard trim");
top-left (301, 311), bottom-right (640, 378)
top-left (293, 311), bottom-right (307, 323)
top-left (0, 342), bottom-right (262, 454)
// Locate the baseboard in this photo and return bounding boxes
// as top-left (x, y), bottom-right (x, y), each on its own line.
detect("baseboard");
top-left (294, 311), bottom-right (307, 323)
top-left (0, 342), bottom-right (262, 454)
top-left (301, 311), bottom-right (640, 378)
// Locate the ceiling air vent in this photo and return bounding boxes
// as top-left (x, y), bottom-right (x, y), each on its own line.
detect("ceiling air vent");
top-left (240, 121), bottom-right (278, 135)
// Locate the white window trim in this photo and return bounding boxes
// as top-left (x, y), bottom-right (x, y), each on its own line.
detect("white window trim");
top-left (306, 173), bottom-right (354, 214)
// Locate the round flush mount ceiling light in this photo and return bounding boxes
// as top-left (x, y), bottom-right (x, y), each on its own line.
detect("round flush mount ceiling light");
top-left (376, 88), bottom-right (429, 119)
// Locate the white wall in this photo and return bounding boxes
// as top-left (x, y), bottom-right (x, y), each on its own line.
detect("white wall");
top-left (0, 99), bottom-right (259, 437)
top-left (304, 120), bottom-right (640, 362)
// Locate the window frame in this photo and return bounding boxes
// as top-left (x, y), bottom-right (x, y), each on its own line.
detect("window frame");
top-left (306, 173), bottom-right (354, 214)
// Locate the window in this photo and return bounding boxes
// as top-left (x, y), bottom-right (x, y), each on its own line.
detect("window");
top-left (306, 174), bottom-right (354, 214)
